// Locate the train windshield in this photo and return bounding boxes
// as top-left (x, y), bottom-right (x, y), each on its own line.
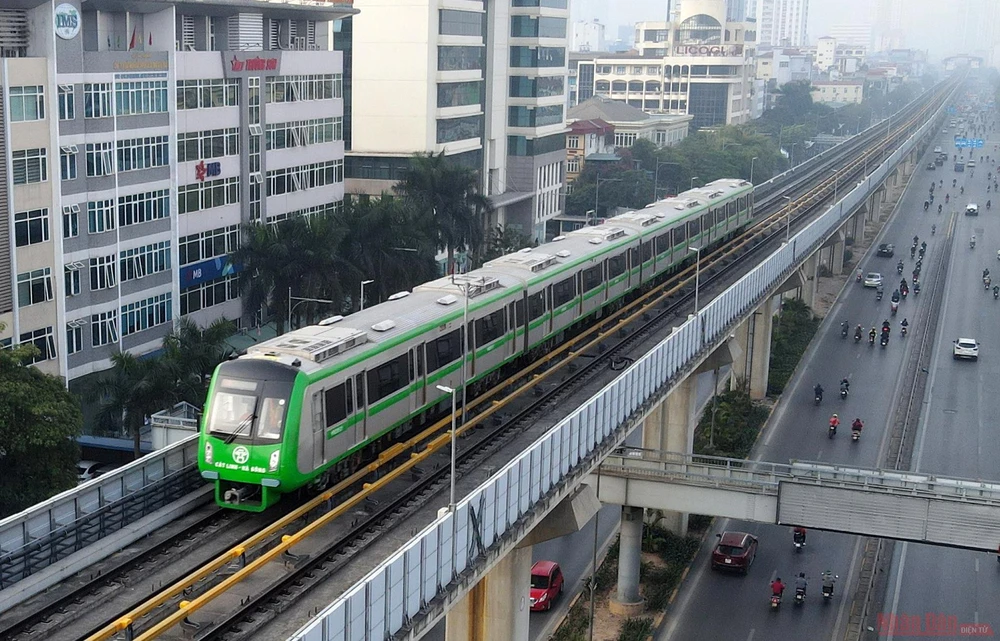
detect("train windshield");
top-left (207, 377), bottom-right (289, 442)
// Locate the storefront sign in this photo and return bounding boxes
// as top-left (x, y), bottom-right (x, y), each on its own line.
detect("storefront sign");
top-left (180, 257), bottom-right (238, 289)
top-left (195, 160), bottom-right (222, 182)
top-left (54, 4), bottom-right (81, 40)
top-left (674, 44), bottom-right (743, 57)
top-left (224, 52), bottom-right (282, 78)
top-left (112, 53), bottom-right (169, 71)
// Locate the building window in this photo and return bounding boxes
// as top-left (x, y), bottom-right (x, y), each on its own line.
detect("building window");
top-left (121, 293), bottom-right (172, 337)
top-left (179, 225), bottom-right (240, 265)
top-left (438, 46), bottom-right (485, 71)
top-left (439, 9), bottom-right (484, 37)
top-left (9, 85), bottom-right (44, 122)
top-left (60, 148), bottom-right (78, 180)
top-left (16, 268), bottom-right (53, 307)
top-left (14, 209), bottom-right (49, 247)
top-left (89, 254), bottom-right (117, 291)
top-left (91, 311), bottom-right (119, 347)
top-left (67, 322), bottom-right (84, 355)
top-left (438, 81), bottom-right (483, 108)
top-left (84, 83), bottom-right (113, 118)
top-left (117, 135), bottom-right (169, 172)
top-left (19, 327), bottom-right (56, 363)
top-left (65, 266), bottom-right (81, 296)
top-left (118, 189), bottom-right (171, 226)
top-left (265, 74), bottom-right (341, 103)
top-left (567, 136), bottom-right (580, 150)
top-left (178, 177), bottom-right (241, 214)
top-left (266, 160), bottom-right (343, 196)
top-left (614, 132), bottom-right (638, 147)
top-left (509, 46), bottom-right (565, 68)
top-left (177, 127), bottom-right (240, 163)
top-left (509, 75), bottom-right (564, 99)
top-left (86, 142), bottom-right (114, 177)
top-left (176, 78), bottom-right (240, 110)
top-left (265, 117), bottom-right (342, 151)
top-left (567, 157), bottom-right (580, 173)
top-left (510, 15), bottom-right (567, 38)
top-left (120, 241), bottom-right (171, 281)
top-left (12, 148), bottom-right (47, 184)
top-left (58, 85), bottom-right (75, 120)
top-left (63, 205), bottom-right (80, 239)
top-left (508, 105), bottom-right (563, 128)
top-left (267, 201), bottom-right (343, 225)
top-left (180, 274), bottom-right (239, 315)
top-left (508, 133), bottom-right (566, 156)
top-left (87, 199), bottom-right (116, 234)
top-left (436, 115), bottom-right (483, 144)
top-left (115, 80), bottom-right (169, 115)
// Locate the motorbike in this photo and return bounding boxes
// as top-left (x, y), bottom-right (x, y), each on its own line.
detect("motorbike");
top-left (932, 225), bottom-right (936, 235)
top-left (854, 329), bottom-right (863, 342)
top-left (901, 325), bottom-right (908, 337)
top-left (891, 301), bottom-right (899, 315)
top-left (994, 287), bottom-right (999, 300)
top-left (914, 283), bottom-right (921, 295)
top-left (986, 276), bottom-right (992, 290)
top-left (881, 334), bottom-right (889, 348)
top-left (851, 428), bottom-right (862, 442)
top-left (829, 423), bottom-right (837, 439)
top-left (972, 239), bottom-right (977, 249)
top-left (795, 588), bottom-right (806, 605)
top-left (770, 594), bottom-right (782, 609)
top-left (869, 333), bottom-right (876, 347)
top-left (793, 531), bottom-right (806, 550)
top-left (814, 392), bottom-right (822, 405)
top-left (876, 289), bottom-right (884, 301)
top-left (841, 322), bottom-right (849, 338)
top-left (923, 201), bottom-right (929, 211)
top-left (897, 262), bottom-right (904, 274)
top-left (901, 288), bottom-right (908, 299)
top-left (823, 584), bottom-right (836, 601)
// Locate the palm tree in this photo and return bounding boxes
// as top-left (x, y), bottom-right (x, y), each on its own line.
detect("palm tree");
top-left (93, 352), bottom-right (174, 458)
top-left (338, 197), bottom-right (438, 306)
top-left (161, 317), bottom-right (236, 404)
top-left (395, 152), bottom-right (492, 275)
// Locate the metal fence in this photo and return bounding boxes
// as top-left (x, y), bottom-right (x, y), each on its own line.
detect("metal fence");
top-left (288, 104), bottom-right (945, 641)
top-left (0, 435), bottom-right (201, 589)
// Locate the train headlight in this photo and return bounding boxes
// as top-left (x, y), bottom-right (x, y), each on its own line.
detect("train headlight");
top-left (269, 450), bottom-right (280, 472)
top-left (205, 442), bottom-right (213, 464)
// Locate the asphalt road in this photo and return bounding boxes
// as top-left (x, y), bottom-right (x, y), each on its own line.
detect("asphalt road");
top-left (880, 109), bottom-right (1000, 639)
top-left (419, 369), bottom-right (722, 641)
top-left (660, 116), bottom-right (981, 641)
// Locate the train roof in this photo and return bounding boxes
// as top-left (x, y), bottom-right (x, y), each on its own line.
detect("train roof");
top-left (241, 178), bottom-right (751, 376)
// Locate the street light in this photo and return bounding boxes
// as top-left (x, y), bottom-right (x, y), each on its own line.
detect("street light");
top-left (287, 288), bottom-right (335, 333)
top-left (690, 176), bottom-right (701, 189)
top-left (688, 246), bottom-right (701, 314)
top-left (750, 156), bottom-right (759, 185)
top-left (360, 279), bottom-right (375, 311)
top-left (782, 195), bottom-right (793, 242)
top-left (654, 160), bottom-right (680, 200)
top-left (595, 177), bottom-right (623, 224)
top-left (436, 384), bottom-right (458, 512)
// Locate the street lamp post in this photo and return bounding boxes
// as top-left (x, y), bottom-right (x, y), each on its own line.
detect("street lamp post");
top-left (595, 177), bottom-right (623, 224)
top-left (782, 195), bottom-right (793, 242)
top-left (750, 156), bottom-right (759, 185)
top-left (360, 279), bottom-right (374, 311)
top-left (688, 246), bottom-right (701, 314)
top-left (287, 288), bottom-right (336, 333)
top-left (435, 384), bottom-right (458, 512)
top-left (690, 176), bottom-right (701, 190)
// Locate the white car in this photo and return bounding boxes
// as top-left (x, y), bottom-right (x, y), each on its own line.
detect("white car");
top-left (863, 272), bottom-right (883, 288)
top-left (953, 338), bottom-right (979, 360)
top-left (966, 204), bottom-right (979, 216)
top-left (77, 460), bottom-right (103, 482)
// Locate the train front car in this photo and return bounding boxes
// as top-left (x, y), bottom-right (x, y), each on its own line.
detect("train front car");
top-left (198, 358), bottom-right (302, 511)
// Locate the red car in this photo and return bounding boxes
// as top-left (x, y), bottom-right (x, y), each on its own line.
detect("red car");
top-left (529, 560), bottom-right (564, 611)
top-left (711, 531), bottom-right (758, 574)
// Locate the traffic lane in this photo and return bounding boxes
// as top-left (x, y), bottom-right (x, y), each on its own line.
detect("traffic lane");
top-left (662, 128), bottom-right (953, 641)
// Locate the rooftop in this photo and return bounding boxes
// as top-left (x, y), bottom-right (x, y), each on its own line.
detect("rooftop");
top-left (568, 97), bottom-right (693, 127)
top-left (569, 118), bottom-right (614, 134)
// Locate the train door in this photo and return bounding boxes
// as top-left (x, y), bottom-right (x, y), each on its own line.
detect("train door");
top-left (311, 393), bottom-right (325, 470)
top-left (354, 372), bottom-right (367, 445)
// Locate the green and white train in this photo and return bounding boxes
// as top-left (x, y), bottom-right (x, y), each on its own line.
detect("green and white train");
top-left (198, 178), bottom-right (755, 511)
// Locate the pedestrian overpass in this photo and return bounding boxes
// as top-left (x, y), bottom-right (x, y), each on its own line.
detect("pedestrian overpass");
top-left (592, 447), bottom-right (1000, 551)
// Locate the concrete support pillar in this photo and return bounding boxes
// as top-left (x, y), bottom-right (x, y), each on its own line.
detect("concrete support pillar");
top-left (798, 253), bottom-right (819, 315)
top-left (747, 302), bottom-right (774, 400)
top-left (445, 546), bottom-right (532, 641)
top-left (832, 239), bottom-right (845, 276)
top-left (610, 505), bottom-right (645, 615)
top-left (641, 376), bottom-right (695, 534)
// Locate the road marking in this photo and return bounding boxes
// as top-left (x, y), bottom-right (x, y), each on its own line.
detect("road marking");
top-left (886, 541), bottom-right (910, 641)
top-left (746, 628), bottom-right (755, 641)
top-left (832, 536), bottom-right (865, 640)
top-left (975, 557), bottom-right (980, 573)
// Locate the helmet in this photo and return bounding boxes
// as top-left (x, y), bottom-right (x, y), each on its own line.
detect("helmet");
top-left (832, 413), bottom-right (838, 418)
top-left (799, 572), bottom-right (806, 578)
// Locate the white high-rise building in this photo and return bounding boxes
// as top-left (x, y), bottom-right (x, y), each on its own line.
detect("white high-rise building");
top-left (347, 0), bottom-right (569, 243)
top-left (873, 0), bottom-right (904, 51)
top-left (572, 20), bottom-right (606, 52)
top-left (756, 0), bottom-right (809, 47)
top-left (830, 23), bottom-right (873, 48)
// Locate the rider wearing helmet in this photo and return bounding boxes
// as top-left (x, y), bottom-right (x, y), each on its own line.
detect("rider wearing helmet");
top-left (822, 570), bottom-right (837, 595)
top-left (829, 414), bottom-right (840, 430)
top-left (795, 572), bottom-right (808, 596)
top-left (852, 418), bottom-right (864, 433)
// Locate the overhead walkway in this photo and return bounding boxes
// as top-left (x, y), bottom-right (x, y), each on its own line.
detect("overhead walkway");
top-left (594, 448), bottom-right (1000, 552)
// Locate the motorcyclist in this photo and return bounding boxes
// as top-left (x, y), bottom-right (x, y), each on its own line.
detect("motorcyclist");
top-left (932, 224), bottom-right (936, 235)
top-left (852, 417), bottom-right (864, 433)
top-left (882, 319), bottom-right (891, 333)
top-left (897, 259), bottom-right (904, 273)
top-left (984, 268), bottom-right (990, 280)
top-left (793, 526), bottom-right (807, 544)
top-left (795, 572), bottom-right (808, 596)
top-left (961, 186), bottom-right (965, 194)
top-left (822, 570), bottom-right (837, 595)
top-left (841, 320), bottom-right (849, 335)
top-left (994, 285), bottom-right (999, 298)
top-left (901, 318), bottom-right (909, 332)
top-left (938, 203), bottom-right (942, 213)
top-left (921, 241), bottom-right (927, 252)
top-left (814, 383), bottom-right (824, 400)
top-left (972, 235), bottom-right (977, 248)
top-left (876, 283), bottom-right (884, 300)
top-left (891, 290), bottom-right (900, 302)
top-left (771, 577), bottom-right (786, 597)
top-left (870, 327), bottom-right (877, 343)
top-left (855, 324), bottom-right (863, 340)
top-left (829, 414), bottom-right (840, 431)
top-left (840, 378), bottom-right (850, 393)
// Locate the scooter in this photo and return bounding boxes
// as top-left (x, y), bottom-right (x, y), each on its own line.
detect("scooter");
top-left (794, 588), bottom-right (806, 606)
top-left (869, 333), bottom-right (876, 347)
top-left (851, 428), bottom-right (862, 442)
top-left (770, 594), bottom-right (782, 609)
top-left (814, 392), bottom-right (823, 406)
top-left (855, 329), bottom-right (863, 343)
top-left (822, 580), bottom-right (838, 600)
top-left (901, 325), bottom-right (908, 338)
top-left (891, 301), bottom-right (899, 315)
top-left (841, 323), bottom-right (849, 338)
top-left (881, 334), bottom-right (889, 348)
top-left (828, 423), bottom-right (837, 439)
top-left (840, 386), bottom-right (849, 400)
top-left (897, 262), bottom-right (904, 274)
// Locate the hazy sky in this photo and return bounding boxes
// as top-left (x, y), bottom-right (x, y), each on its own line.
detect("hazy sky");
top-left (571, 0), bottom-right (969, 60)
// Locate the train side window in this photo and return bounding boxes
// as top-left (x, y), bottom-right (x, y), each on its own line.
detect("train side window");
top-left (325, 383), bottom-right (348, 426)
top-left (408, 351), bottom-right (415, 380)
top-left (674, 224), bottom-right (687, 245)
top-left (355, 373), bottom-right (366, 408)
top-left (514, 298), bottom-right (526, 325)
top-left (687, 219), bottom-right (700, 238)
top-left (641, 241), bottom-right (652, 262)
top-left (630, 246), bottom-right (641, 269)
top-left (655, 233), bottom-right (670, 255)
top-left (608, 253), bottom-right (626, 278)
top-left (528, 292), bottom-right (546, 320)
top-left (582, 264), bottom-right (603, 291)
top-left (715, 207), bottom-right (726, 224)
top-left (367, 353), bottom-right (409, 403)
top-left (345, 379), bottom-right (354, 414)
top-left (416, 347), bottom-right (424, 377)
top-left (552, 276), bottom-right (577, 307)
top-left (476, 309), bottom-right (506, 347)
top-left (426, 328), bottom-right (462, 372)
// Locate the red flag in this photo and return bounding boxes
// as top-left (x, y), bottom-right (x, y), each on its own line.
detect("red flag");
top-left (129, 26), bottom-right (136, 50)
top-left (148, 32), bottom-right (152, 46)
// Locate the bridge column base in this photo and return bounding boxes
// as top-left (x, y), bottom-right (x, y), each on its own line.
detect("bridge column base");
top-left (445, 546), bottom-right (531, 641)
top-left (733, 300), bottom-right (774, 400)
top-left (641, 376), bottom-right (695, 536)
top-left (611, 505), bottom-right (645, 614)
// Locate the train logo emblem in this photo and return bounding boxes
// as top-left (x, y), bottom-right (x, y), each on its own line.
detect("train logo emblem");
top-left (232, 446), bottom-right (250, 465)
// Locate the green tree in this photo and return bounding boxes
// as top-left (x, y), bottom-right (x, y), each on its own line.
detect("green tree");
top-left (0, 340), bottom-right (82, 516)
top-left (477, 224), bottom-right (536, 264)
top-left (395, 152), bottom-right (493, 274)
top-left (161, 317), bottom-right (236, 405)
top-left (337, 197), bottom-right (439, 306)
top-left (93, 352), bottom-right (174, 458)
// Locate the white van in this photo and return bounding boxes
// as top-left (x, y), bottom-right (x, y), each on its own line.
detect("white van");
top-left (966, 204), bottom-right (979, 216)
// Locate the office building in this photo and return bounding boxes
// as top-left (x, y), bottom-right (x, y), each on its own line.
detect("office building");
top-left (572, 19), bottom-right (606, 53)
top-left (829, 23), bottom-right (872, 48)
top-left (345, 0), bottom-right (570, 243)
top-left (873, 0), bottom-right (904, 51)
top-left (0, 0), bottom-right (352, 395)
top-left (756, 0), bottom-right (809, 47)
